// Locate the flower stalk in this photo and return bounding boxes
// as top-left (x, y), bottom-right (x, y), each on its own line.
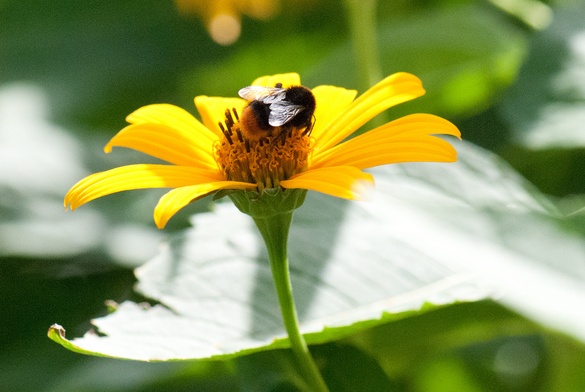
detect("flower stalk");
top-left (228, 189), bottom-right (328, 390)
top-left (344, 0), bottom-right (387, 131)
top-left (344, 0), bottom-right (383, 92)
top-left (252, 211), bottom-right (329, 392)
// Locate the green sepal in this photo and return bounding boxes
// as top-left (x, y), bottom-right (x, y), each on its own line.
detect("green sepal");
top-left (227, 188), bottom-right (308, 219)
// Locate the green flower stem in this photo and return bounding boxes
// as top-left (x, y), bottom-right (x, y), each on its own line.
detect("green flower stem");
top-left (344, 0), bottom-right (386, 130)
top-left (344, 0), bottom-right (382, 92)
top-left (253, 212), bottom-right (329, 392)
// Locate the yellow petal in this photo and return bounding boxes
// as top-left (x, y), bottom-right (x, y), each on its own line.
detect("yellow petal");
top-left (126, 104), bottom-right (214, 142)
top-left (195, 96), bottom-right (247, 137)
top-left (280, 166), bottom-right (374, 200)
top-left (251, 73), bottom-right (301, 88)
top-left (154, 181), bottom-right (256, 228)
top-left (105, 123), bottom-right (218, 169)
top-left (64, 164), bottom-right (224, 210)
top-left (311, 114), bottom-right (461, 169)
top-left (310, 85), bottom-right (357, 140)
top-left (314, 72), bottom-right (426, 153)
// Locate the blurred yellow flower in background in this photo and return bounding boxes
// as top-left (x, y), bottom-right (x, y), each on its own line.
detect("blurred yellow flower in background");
top-left (175, 0), bottom-right (281, 45)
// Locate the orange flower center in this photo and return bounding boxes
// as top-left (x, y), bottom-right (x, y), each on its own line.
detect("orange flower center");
top-left (214, 108), bottom-right (313, 192)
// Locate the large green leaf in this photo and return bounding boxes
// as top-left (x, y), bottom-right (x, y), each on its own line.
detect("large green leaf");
top-left (49, 140), bottom-right (585, 361)
top-left (307, 3), bottom-right (526, 117)
top-left (0, 82), bottom-right (165, 265)
top-left (500, 2), bottom-right (585, 148)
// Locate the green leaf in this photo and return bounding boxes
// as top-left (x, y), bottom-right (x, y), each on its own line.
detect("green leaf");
top-left (308, 3), bottom-right (526, 117)
top-left (50, 139), bottom-right (585, 361)
top-left (0, 82), bottom-right (166, 264)
top-left (312, 344), bottom-right (401, 392)
top-left (500, 2), bottom-right (585, 148)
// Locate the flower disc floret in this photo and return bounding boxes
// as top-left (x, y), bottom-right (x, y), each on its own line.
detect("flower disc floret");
top-left (214, 107), bottom-right (312, 192)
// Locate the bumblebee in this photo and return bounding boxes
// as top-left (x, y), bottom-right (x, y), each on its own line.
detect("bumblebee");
top-left (237, 83), bottom-right (316, 141)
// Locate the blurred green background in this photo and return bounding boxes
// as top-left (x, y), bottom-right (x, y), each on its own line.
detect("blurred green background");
top-left (2, 0), bottom-right (585, 391)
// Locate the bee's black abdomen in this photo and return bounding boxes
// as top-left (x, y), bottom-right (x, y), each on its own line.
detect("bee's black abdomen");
top-left (285, 86), bottom-right (316, 128)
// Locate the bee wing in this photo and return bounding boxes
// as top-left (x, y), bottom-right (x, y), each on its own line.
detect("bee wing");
top-left (238, 86), bottom-right (286, 103)
top-left (268, 101), bottom-right (305, 127)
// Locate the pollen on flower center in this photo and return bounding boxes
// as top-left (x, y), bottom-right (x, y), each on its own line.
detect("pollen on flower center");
top-left (214, 108), bottom-right (312, 192)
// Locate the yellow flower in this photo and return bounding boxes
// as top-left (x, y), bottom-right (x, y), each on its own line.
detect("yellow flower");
top-left (175, 0), bottom-right (281, 45)
top-left (64, 72), bottom-right (461, 229)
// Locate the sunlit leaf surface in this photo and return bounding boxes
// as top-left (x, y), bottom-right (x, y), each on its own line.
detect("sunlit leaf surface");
top-left (0, 83), bottom-right (163, 265)
top-left (500, 3), bottom-right (585, 148)
top-left (50, 141), bottom-right (585, 360)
